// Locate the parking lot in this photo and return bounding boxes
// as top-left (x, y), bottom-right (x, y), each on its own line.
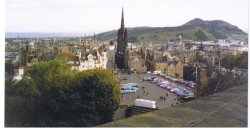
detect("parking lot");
top-left (117, 73), bottom-right (180, 109)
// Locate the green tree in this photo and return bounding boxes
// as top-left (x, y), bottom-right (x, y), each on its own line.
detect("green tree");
top-left (20, 46), bottom-right (29, 66)
top-left (66, 69), bottom-right (120, 126)
top-left (55, 51), bottom-right (75, 62)
top-left (236, 52), bottom-right (248, 69)
top-left (221, 54), bottom-right (236, 69)
top-left (14, 76), bottom-right (40, 98)
top-left (5, 60), bottom-right (14, 75)
top-left (221, 53), bottom-right (248, 69)
top-left (5, 60), bottom-right (120, 127)
top-left (5, 76), bottom-right (39, 126)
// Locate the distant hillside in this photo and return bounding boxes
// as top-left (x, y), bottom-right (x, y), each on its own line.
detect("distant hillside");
top-left (97, 18), bottom-right (248, 42)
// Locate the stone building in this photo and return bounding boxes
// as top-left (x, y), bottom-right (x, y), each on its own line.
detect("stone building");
top-left (71, 49), bottom-right (107, 71)
top-left (128, 56), bottom-right (147, 73)
top-left (155, 56), bottom-right (168, 73)
top-left (152, 50), bottom-right (184, 78)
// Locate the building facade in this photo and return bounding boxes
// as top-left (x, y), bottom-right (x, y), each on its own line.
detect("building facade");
top-left (71, 50), bottom-right (107, 71)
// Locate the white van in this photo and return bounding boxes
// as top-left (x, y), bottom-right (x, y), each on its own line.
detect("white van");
top-left (152, 71), bottom-right (162, 75)
top-left (135, 99), bottom-right (157, 108)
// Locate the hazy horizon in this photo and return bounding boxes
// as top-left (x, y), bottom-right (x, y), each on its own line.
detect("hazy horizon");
top-left (5, 18), bottom-right (250, 34)
top-left (5, 17), bottom-right (249, 38)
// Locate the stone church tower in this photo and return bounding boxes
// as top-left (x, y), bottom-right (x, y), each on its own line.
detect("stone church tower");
top-left (115, 8), bottom-right (128, 69)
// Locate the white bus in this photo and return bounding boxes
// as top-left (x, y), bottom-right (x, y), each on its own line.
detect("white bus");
top-left (121, 86), bottom-right (137, 94)
top-left (121, 83), bottom-right (139, 91)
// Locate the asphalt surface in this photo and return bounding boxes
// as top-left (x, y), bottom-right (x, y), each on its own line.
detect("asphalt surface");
top-left (117, 73), bottom-right (179, 109)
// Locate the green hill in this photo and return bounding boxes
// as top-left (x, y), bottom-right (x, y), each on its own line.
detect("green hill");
top-left (97, 18), bottom-right (248, 42)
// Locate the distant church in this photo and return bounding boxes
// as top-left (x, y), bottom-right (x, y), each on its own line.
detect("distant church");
top-left (115, 8), bottom-right (128, 69)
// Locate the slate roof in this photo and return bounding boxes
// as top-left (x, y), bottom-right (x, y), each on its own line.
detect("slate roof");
top-left (155, 56), bottom-right (167, 62)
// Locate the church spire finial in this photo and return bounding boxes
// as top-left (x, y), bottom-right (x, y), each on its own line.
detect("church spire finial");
top-left (121, 7), bottom-right (124, 29)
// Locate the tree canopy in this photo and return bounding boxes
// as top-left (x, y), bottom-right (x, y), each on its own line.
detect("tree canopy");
top-left (221, 52), bottom-right (248, 69)
top-left (5, 60), bottom-right (121, 127)
top-left (55, 51), bottom-right (75, 62)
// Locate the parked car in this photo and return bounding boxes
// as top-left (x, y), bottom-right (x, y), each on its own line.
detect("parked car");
top-left (164, 75), bottom-right (171, 80)
top-left (166, 85), bottom-right (174, 90)
top-left (143, 76), bottom-right (153, 81)
top-left (165, 76), bottom-right (176, 82)
top-left (176, 90), bottom-right (188, 98)
top-left (159, 83), bottom-right (170, 89)
top-left (185, 81), bottom-right (195, 88)
top-left (150, 78), bottom-right (160, 84)
top-left (159, 73), bottom-right (165, 76)
top-left (170, 87), bottom-right (180, 93)
top-left (175, 89), bottom-right (194, 99)
top-left (156, 80), bottom-right (170, 86)
top-left (170, 77), bottom-right (178, 82)
top-left (176, 79), bottom-right (185, 84)
top-left (150, 76), bottom-right (157, 80)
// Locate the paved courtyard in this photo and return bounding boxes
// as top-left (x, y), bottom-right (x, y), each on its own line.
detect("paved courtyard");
top-left (117, 73), bottom-right (179, 109)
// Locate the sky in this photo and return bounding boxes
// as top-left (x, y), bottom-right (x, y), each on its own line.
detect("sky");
top-left (5, 0), bottom-right (249, 34)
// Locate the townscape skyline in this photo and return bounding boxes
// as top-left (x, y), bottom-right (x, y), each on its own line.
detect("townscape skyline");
top-left (4, 0), bottom-right (248, 127)
top-left (5, 0), bottom-right (249, 33)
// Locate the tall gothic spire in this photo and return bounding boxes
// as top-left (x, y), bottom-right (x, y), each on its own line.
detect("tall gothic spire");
top-left (121, 7), bottom-right (124, 29)
top-left (115, 7), bottom-right (128, 69)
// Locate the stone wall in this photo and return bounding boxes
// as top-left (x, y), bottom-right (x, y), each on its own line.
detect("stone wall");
top-left (113, 105), bottom-right (128, 121)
